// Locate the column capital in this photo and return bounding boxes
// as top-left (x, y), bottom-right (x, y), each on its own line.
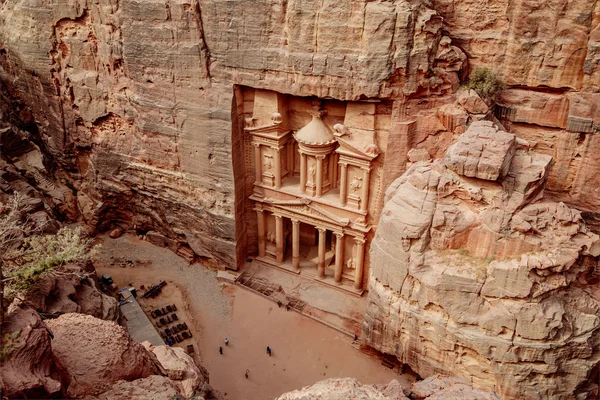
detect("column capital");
top-left (272, 146), bottom-right (283, 152)
top-left (335, 232), bottom-right (344, 239)
top-left (252, 142), bottom-right (261, 148)
top-left (361, 166), bottom-right (371, 172)
top-left (317, 227), bottom-right (327, 234)
top-left (291, 218), bottom-right (300, 225)
top-left (315, 154), bottom-right (326, 160)
top-left (254, 207), bottom-right (264, 213)
top-left (274, 214), bottom-right (282, 220)
top-left (340, 162), bottom-right (349, 167)
top-left (353, 237), bottom-right (366, 245)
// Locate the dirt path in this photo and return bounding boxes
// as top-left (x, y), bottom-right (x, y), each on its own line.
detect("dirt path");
top-left (95, 235), bottom-right (414, 399)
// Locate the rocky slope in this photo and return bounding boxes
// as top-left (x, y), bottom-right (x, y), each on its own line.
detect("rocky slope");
top-left (276, 375), bottom-right (500, 400)
top-left (363, 122), bottom-right (600, 399)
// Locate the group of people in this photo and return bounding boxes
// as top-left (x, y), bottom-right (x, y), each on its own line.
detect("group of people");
top-left (218, 338), bottom-right (272, 378)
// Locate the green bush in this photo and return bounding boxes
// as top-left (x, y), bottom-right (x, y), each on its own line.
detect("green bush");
top-left (4, 226), bottom-right (98, 303)
top-left (467, 67), bottom-right (506, 101)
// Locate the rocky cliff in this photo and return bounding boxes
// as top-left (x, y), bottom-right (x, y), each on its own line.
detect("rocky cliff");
top-left (1, 0), bottom-right (600, 398)
top-left (363, 121), bottom-right (600, 399)
top-left (3, 0), bottom-right (597, 269)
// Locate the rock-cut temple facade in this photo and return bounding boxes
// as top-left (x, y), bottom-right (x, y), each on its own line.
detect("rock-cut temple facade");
top-left (243, 89), bottom-right (386, 293)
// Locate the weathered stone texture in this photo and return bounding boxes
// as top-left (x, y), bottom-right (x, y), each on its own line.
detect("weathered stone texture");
top-left (364, 128), bottom-right (600, 399)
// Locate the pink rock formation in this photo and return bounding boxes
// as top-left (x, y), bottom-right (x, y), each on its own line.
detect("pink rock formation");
top-left (25, 263), bottom-right (119, 321)
top-left (364, 126), bottom-right (600, 399)
top-left (0, 305), bottom-right (70, 399)
top-left (45, 313), bottom-right (161, 397)
top-left (276, 375), bottom-right (499, 400)
top-left (143, 341), bottom-right (212, 399)
top-left (83, 375), bottom-right (180, 400)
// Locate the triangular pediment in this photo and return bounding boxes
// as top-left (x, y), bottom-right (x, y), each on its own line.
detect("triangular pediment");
top-left (262, 198), bottom-right (350, 226)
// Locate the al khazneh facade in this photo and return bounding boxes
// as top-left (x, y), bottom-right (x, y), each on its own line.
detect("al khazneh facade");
top-left (243, 89), bottom-right (387, 293)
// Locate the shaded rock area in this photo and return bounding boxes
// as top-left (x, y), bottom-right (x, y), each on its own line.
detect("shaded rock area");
top-left (45, 313), bottom-right (162, 397)
top-left (0, 305), bottom-right (70, 399)
top-left (364, 124), bottom-right (600, 399)
top-left (276, 375), bottom-right (499, 400)
top-left (25, 263), bottom-right (119, 321)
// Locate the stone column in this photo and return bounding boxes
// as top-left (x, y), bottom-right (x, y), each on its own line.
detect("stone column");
top-left (332, 154), bottom-right (338, 189)
top-left (360, 167), bottom-right (371, 212)
top-left (274, 147), bottom-right (282, 189)
top-left (275, 215), bottom-right (284, 263)
top-left (292, 219), bottom-right (300, 270)
top-left (287, 141), bottom-right (294, 178)
top-left (353, 237), bottom-right (366, 290)
top-left (339, 162), bottom-right (348, 206)
top-left (256, 209), bottom-right (265, 257)
top-left (317, 227), bottom-right (326, 278)
top-left (254, 143), bottom-right (262, 184)
top-left (316, 155), bottom-right (324, 197)
top-left (334, 232), bottom-right (344, 283)
top-left (300, 152), bottom-right (307, 193)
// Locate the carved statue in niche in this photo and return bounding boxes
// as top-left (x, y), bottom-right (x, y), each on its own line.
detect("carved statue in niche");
top-left (401, 238), bottom-right (411, 251)
top-left (307, 165), bottom-right (316, 184)
top-left (266, 231), bottom-right (276, 243)
top-left (263, 155), bottom-right (273, 171)
top-left (350, 176), bottom-right (362, 192)
top-left (346, 258), bottom-right (355, 270)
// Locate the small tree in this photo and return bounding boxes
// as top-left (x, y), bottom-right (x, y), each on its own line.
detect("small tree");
top-left (0, 193), bottom-right (97, 337)
top-left (467, 67), bottom-right (506, 102)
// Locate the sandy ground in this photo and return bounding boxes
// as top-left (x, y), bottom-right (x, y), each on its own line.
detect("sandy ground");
top-left (94, 234), bottom-right (415, 399)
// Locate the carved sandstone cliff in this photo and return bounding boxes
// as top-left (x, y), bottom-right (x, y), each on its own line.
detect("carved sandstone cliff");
top-left (363, 122), bottom-right (600, 399)
top-left (1, 0), bottom-right (597, 269)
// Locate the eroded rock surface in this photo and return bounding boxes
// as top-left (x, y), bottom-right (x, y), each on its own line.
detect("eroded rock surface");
top-left (4, 0), bottom-right (597, 269)
top-left (0, 305), bottom-right (70, 399)
top-left (45, 313), bottom-right (161, 397)
top-left (364, 125), bottom-right (600, 399)
top-left (25, 263), bottom-right (119, 321)
top-left (276, 375), bottom-right (499, 400)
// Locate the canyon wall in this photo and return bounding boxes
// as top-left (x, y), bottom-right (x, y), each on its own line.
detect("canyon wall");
top-left (363, 122), bottom-right (600, 399)
top-left (1, 1), bottom-right (597, 269)
top-left (1, 0), bottom-right (599, 397)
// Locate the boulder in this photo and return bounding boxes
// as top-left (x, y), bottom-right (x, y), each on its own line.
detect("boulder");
top-left (445, 121), bottom-right (516, 181)
top-left (0, 305), bottom-right (70, 399)
top-left (83, 375), bottom-right (180, 400)
top-left (143, 342), bottom-right (209, 399)
top-left (45, 313), bottom-right (161, 397)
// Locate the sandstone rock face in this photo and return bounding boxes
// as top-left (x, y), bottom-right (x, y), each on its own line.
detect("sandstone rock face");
top-left (143, 341), bottom-right (211, 399)
top-left (25, 263), bottom-right (119, 321)
top-left (83, 375), bottom-right (180, 400)
top-left (275, 378), bottom-right (407, 400)
top-left (364, 127), bottom-right (600, 399)
top-left (445, 121), bottom-right (516, 181)
top-left (45, 313), bottom-right (161, 397)
top-left (0, 305), bottom-right (70, 399)
top-left (276, 376), bottom-right (499, 400)
top-left (1, 0), bottom-right (599, 267)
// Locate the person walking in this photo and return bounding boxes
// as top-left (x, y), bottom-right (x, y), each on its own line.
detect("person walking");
top-left (219, 346), bottom-right (223, 355)
top-left (224, 338), bottom-right (229, 346)
top-left (266, 346), bottom-right (272, 356)
top-left (245, 369), bottom-right (249, 379)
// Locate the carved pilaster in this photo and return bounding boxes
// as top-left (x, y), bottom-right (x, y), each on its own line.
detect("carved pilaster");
top-left (353, 237), bottom-right (366, 290)
top-left (339, 162), bottom-right (348, 206)
top-left (292, 219), bottom-right (300, 270)
top-left (334, 232), bottom-right (344, 284)
top-left (317, 227), bottom-right (326, 278)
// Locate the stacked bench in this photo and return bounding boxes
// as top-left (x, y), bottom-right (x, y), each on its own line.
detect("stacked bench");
top-left (150, 304), bottom-right (194, 348)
